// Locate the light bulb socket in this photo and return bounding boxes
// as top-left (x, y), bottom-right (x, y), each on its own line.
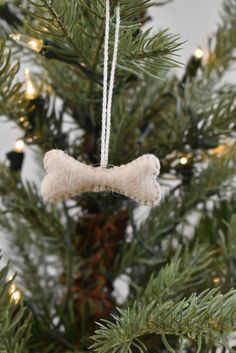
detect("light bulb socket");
top-left (6, 150), bottom-right (25, 172)
top-left (182, 54), bottom-right (203, 84)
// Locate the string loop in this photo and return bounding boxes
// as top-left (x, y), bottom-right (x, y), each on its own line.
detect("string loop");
top-left (100, 0), bottom-right (120, 168)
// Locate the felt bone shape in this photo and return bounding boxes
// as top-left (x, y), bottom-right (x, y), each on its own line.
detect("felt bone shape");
top-left (41, 150), bottom-right (161, 207)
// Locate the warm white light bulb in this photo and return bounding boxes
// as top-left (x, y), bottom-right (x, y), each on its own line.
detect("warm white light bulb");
top-left (7, 275), bottom-right (14, 281)
top-left (9, 283), bottom-right (17, 295)
top-left (26, 81), bottom-right (37, 98)
top-left (19, 117), bottom-right (25, 123)
top-left (194, 48), bottom-right (204, 59)
top-left (24, 68), bottom-right (30, 76)
top-left (9, 33), bottom-right (43, 53)
top-left (24, 68), bottom-right (38, 100)
top-left (6, 274), bottom-right (22, 304)
top-left (213, 277), bottom-right (221, 285)
top-left (9, 32), bottom-right (21, 42)
top-left (15, 139), bottom-right (25, 153)
top-left (28, 40), bottom-right (41, 51)
top-left (10, 289), bottom-right (22, 304)
top-left (180, 157), bottom-right (188, 165)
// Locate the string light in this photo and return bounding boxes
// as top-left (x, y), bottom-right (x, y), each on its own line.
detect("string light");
top-left (24, 68), bottom-right (38, 100)
top-left (194, 48), bottom-right (204, 59)
top-left (26, 136), bottom-right (34, 144)
top-left (6, 275), bottom-right (22, 304)
top-left (9, 282), bottom-right (17, 295)
top-left (182, 47), bottom-right (204, 82)
top-left (213, 277), bottom-right (221, 286)
top-left (7, 141), bottom-right (25, 171)
top-left (18, 116), bottom-right (25, 123)
top-left (209, 144), bottom-right (228, 156)
top-left (24, 132), bottom-right (41, 145)
top-left (9, 33), bottom-right (43, 53)
top-left (179, 157), bottom-right (188, 165)
top-left (14, 139), bottom-right (25, 153)
top-left (18, 116), bottom-right (30, 128)
top-left (11, 290), bottom-right (22, 304)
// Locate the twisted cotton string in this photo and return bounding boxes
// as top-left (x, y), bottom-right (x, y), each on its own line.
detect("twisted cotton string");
top-left (101, 0), bottom-right (110, 168)
top-left (100, 0), bottom-right (120, 168)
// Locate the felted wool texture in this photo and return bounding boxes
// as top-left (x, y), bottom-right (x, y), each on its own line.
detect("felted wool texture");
top-left (41, 150), bottom-right (161, 207)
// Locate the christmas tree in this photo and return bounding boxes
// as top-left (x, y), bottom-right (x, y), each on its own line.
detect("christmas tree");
top-left (1, 0), bottom-right (236, 352)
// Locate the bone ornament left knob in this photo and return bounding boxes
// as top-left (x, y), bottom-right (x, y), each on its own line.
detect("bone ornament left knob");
top-left (41, 150), bottom-right (161, 207)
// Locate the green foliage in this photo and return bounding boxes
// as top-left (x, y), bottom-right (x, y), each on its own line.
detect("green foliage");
top-left (0, 1), bottom-right (22, 34)
top-left (0, 164), bottom-right (83, 352)
top-left (0, 38), bottom-right (75, 151)
top-left (0, 163), bottom-right (67, 244)
top-left (23, 0), bottom-right (181, 78)
top-left (109, 73), bottom-right (236, 165)
top-left (91, 242), bottom-right (236, 353)
top-left (194, 196), bottom-right (236, 290)
top-left (91, 288), bottom-right (236, 353)
top-left (0, 0), bottom-right (236, 353)
top-left (139, 245), bottom-right (214, 304)
top-left (119, 148), bottom-right (236, 273)
top-left (0, 258), bottom-right (31, 353)
top-left (0, 38), bottom-right (28, 119)
top-left (0, 163), bottom-right (67, 314)
top-left (207, 0), bottom-right (236, 74)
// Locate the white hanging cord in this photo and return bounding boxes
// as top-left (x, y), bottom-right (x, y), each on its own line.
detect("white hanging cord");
top-left (104, 4), bottom-right (120, 167)
top-left (100, 0), bottom-right (120, 168)
top-left (101, 0), bottom-right (110, 168)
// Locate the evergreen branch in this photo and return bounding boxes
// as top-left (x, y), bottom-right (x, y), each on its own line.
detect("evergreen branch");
top-left (119, 1), bottom-right (155, 21)
top-left (180, 79), bottom-right (236, 146)
top-left (0, 2), bottom-right (23, 32)
top-left (207, 0), bottom-right (236, 75)
top-left (0, 38), bottom-right (67, 147)
top-left (166, 147), bottom-right (236, 217)
top-left (91, 288), bottom-right (236, 353)
top-left (0, 163), bottom-right (67, 243)
top-left (0, 38), bottom-right (28, 119)
top-left (193, 197), bottom-right (236, 290)
top-left (0, 257), bottom-right (32, 353)
top-left (0, 164), bottom-right (81, 348)
top-left (121, 148), bottom-right (236, 270)
top-left (118, 29), bottom-right (182, 78)
top-left (42, 0), bottom-right (85, 59)
top-left (22, 0), bottom-right (181, 79)
top-left (139, 244), bottom-right (215, 304)
top-left (0, 2), bottom-right (236, 353)
top-left (22, 0), bottom-right (91, 63)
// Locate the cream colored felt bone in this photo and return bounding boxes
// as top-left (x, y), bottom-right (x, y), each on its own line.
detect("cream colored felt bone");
top-left (41, 150), bottom-right (161, 207)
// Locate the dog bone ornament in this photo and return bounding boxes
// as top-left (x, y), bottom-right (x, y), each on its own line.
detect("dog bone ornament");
top-left (41, 3), bottom-right (162, 208)
top-left (41, 150), bottom-right (161, 207)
